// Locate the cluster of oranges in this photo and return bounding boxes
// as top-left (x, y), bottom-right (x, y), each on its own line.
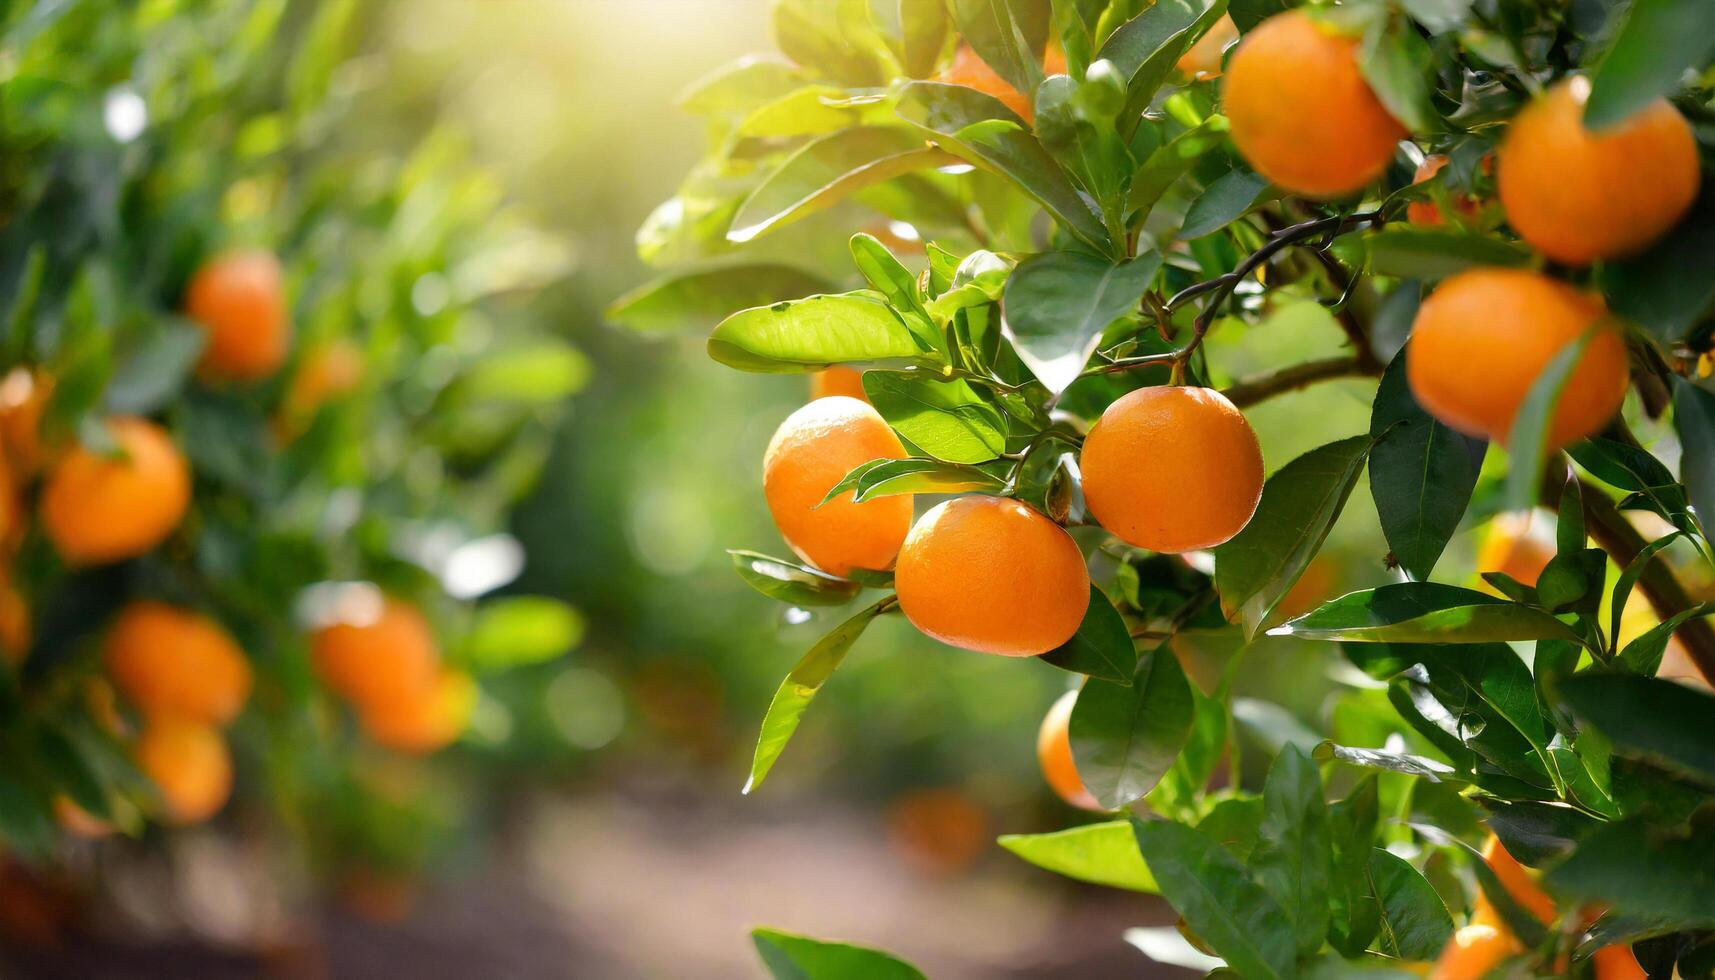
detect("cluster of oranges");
top-left (0, 251), bottom-right (451, 834)
top-left (310, 593), bottom-right (473, 756)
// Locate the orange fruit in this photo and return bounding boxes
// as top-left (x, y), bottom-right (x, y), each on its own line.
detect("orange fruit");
top-left (810, 366), bottom-right (868, 403)
top-left (183, 251), bottom-right (290, 381)
top-left (1592, 944), bottom-right (1647, 980)
top-left (763, 396), bottom-right (912, 577)
top-left (0, 577), bottom-right (28, 666)
top-left (1223, 11), bottom-right (1405, 198)
top-left (1408, 155), bottom-right (1485, 226)
top-left (1080, 385), bottom-right (1264, 553)
top-left (886, 788), bottom-right (990, 874)
top-left (1481, 833), bottom-right (1558, 925)
top-left (39, 416), bottom-right (191, 565)
top-left (134, 717), bottom-right (232, 825)
top-left (104, 602), bottom-right (252, 726)
top-left (1037, 689), bottom-right (1102, 810)
top-left (1432, 922), bottom-right (1516, 980)
top-left (1476, 513), bottom-right (1555, 590)
top-left (1497, 77), bottom-right (1699, 265)
top-left (1407, 268), bottom-right (1626, 450)
top-left (276, 339), bottom-right (363, 438)
top-left (0, 368), bottom-right (52, 476)
top-left (358, 668), bottom-right (474, 754)
top-left (895, 495), bottom-right (1090, 656)
top-left (310, 597), bottom-right (441, 710)
top-left (936, 44), bottom-right (1067, 122)
top-left (1177, 14), bottom-right (1239, 79)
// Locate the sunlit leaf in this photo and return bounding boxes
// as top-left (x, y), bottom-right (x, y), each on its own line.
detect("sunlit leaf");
top-left (862, 370), bottom-right (1008, 463)
top-left (729, 550), bottom-right (864, 606)
top-left (709, 291), bottom-right (926, 373)
top-left (730, 128), bottom-right (957, 242)
top-left (1070, 647), bottom-right (1194, 808)
top-left (753, 927), bottom-right (927, 980)
top-left (1275, 583), bottom-right (1584, 646)
top-left (999, 820), bottom-right (1160, 891)
top-left (1002, 249), bottom-right (1159, 392)
top-left (607, 264), bottom-right (832, 334)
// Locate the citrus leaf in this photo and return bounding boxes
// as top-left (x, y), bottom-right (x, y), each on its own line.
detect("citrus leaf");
top-left (1314, 741), bottom-right (1458, 782)
top-left (708, 291), bottom-right (925, 373)
top-left (1098, 0), bottom-right (1231, 118)
top-left (728, 550), bottom-right (864, 607)
top-left (1273, 583), bottom-right (1585, 645)
top-left (862, 371), bottom-right (1008, 463)
top-left (1039, 585), bottom-right (1138, 683)
top-left (753, 927), bottom-right (928, 980)
top-left (1002, 249), bottom-right (1160, 393)
top-left (462, 597), bottom-right (584, 671)
top-left (1367, 849), bottom-right (1454, 961)
top-left (1552, 671), bottom-right (1715, 786)
top-left (1251, 745), bottom-right (1333, 956)
top-left (999, 819), bottom-right (1160, 891)
top-left (104, 316), bottom-right (206, 414)
top-left (1583, 0), bottom-right (1715, 130)
top-left (1502, 330), bottom-right (1596, 514)
top-left (849, 233), bottom-right (940, 352)
top-left (948, 0), bottom-right (1052, 96)
top-left (1069, 646), bottom-right (1194, 809)
top-left (1544, 816), bottom-right (1715, 931)
top-left (729, 128), bottom-right (957, 243)
top-left (1132, 818), bottom-right (1297, 980)
top-left (1673, 380), bottom-right (1715, 538)
top-left (1126, 114), bottom-right (1230, 216)
top-left (1361, 227), bottom-right (1532, 280)
top-left (1179, 166), bottom-right (1271, 240)
top-left (607, 264), bottom-right (832, 334)
top-left (1602, 185), bottom-right (1715, 343)
top-left (819, 456), bottom-right (1004, 505)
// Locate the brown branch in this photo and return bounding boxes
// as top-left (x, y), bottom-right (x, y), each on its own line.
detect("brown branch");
top-left (1543, 466), bottom-right (1715, 686)
top-left (1222, 355), bottom-right (1375, 408)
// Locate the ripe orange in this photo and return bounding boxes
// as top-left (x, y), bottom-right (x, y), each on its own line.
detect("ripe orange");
top-left (1431, 923), bottom-right (1516, 980)
top-left (1476, 513), bottom-right (1554, 590)
top-left (134, 717), bottom-right (232, 825)
top-left (0, 368), bottom-right (51, 476)
top-left (763, 396), bottom-right (912, 577)
top-left (1223, 11), bottom-right (1405, 198)
top-left (310, 597), bottom-right (441, 710)
top-left (1177, 14), bottom-right (1239, 79)
top-left (1080, 385), bottom-right (1264, 553)
top-left (936, 44), bottom-right (1067, 122)
top-left (1481, 833), bottom-right (1558, 925)
top-left (39, 416), bottom-right (191, 565)
top-left (183, 251), bottom-right (290, 380)
top-left (1407, 268), bottom-right (1626, 450)
top-left (104, 602), bottom-right (252, 726)
top-left (0, 577), bottom-right (27, 666)
top-left (886, 788), bottom-right (990, 874)
top-left (1037, 689), bottom-right (1102, 810)
top-left (1497, 77), bottom-right (1699, 265)
top-left (1408, 155), bottom-right (1484, 226)
top-left (810, 366), bottom-right (868, 403)
top-left (1592, 944), bottom-right (1647, 980)
top-left (277, 339), bottom-right (363, 437)
top-left (358, 668), bottom-right (474, 754)
top-left (895, 495), bottom-right (1089, 656)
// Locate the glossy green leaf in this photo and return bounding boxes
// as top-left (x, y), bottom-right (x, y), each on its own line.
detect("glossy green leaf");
top-left (773, 0), bottom-right (892, 86)
top-left (1132, 818), bottom-right (1297, 980)
top-left (744, 597), bottom-right (892, 793)
top-left (738, 85), bottom-right (864, 138)
top-left (1619, 603), bottom-right (1715, 676)
top-left (1127, 115), bottom-right (1230, 216)
top-left (1327, 777), bottom-right (1382, 956)
top-left (1369, 350), bottom-right (1485, 581)
top-left (1215, 435), bottom-right (1371, 637)
top-left (729, 550), bottom-right (865, 606)
top-left (849, 233), bottom-right (940, 352)
top-left (1274, 583), bottom-right (1584, 645)
top-left (1228, 0), bottom-right (1289, 31)
top-left (949, 0), bottom-right (1052, 95)
top-left (463, 597), bottom-right (585, 671)
top-left (104, 317), bottom-right (206, 414)
top-left (862, 371), bottom-right (1008, 463)
top-left (895, 81), bottom-right (1111, 252)
top-left (1314, 741), bottom-right (1458, 782)
top-left (1251, 745), bottom-right (1333, 956)
top-left (820, 456), bottom-right (1003, 504)
top-left (730, 128), bottom-right (956, 243)
top-left (753, 927), bottom-right (928, 980)
top-left (1502, 331), bottom-right (1595, 514)
top-left (678, 58), bottom-right (809, 116)
top-left (607, 264), bottom-right (832, 334)
top-left (1544, 816), bottom-right (1715, 930)
top-left (1602, 185), bottom-right (1715, 343)
top-left (1358, 12), bottom-right (1441, 133)
top-left (1002, 249), bottom-right (1160, 392)
top-left (1070, 646), bottom-right (1194, 809)
top-left (1179, 166), bottom-right (1271, 240)
top-left (709, 292), bottom-right (925, 373)
top-left (1039, 585), bottom-right (1139, 683)
top-left (1098, 0), bottom-right (1230, 118)
top-left (1553, 671), bottom-right (1715, 785)
top-left (893, 0), bottom-right (953, 78)
top-left (999, 820), bottom-right (1160, 891)
top-left (1361, 227), bottom-right (1532, 280)
top-left (1367, 849), bottom-right (1454, 960)
top-left (1674, 381), bottom-right (1715, 538)
top-left (1584, 0), bottom-right (1715, 130)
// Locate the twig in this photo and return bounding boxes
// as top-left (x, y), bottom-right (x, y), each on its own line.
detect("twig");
top-left (1222, 355), bottom-right (1375, 408)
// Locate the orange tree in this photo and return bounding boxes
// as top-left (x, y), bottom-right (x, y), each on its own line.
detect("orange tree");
top-left (617, 0), bottom-right (1715, 975)
top-left (0, 0), bottom-right (583, 891)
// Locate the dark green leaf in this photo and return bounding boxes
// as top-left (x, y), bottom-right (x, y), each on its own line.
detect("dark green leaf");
top-left (1228, 0), bottom-right (1288, 31)
top-left (1002, 250), bottom-right (1160, 392)
top-left (1553, 671), bottom-right (1715, 785)
top-left (999, 819), bottom-right (1160, 891)
top-left (948, 0), bottom-right (1052, 95)
top-left (1603, 185), bottom-right (1715, 343)
top-left (709, 291), bottom-right (925, 373)
top-left (1367, 849), bottom-right (1455, 960)
top-left (1127, 114), bottom-right (1231, 216)
top-left (821, 457), bottom-right (1005, 505)
top-left (1362, 227), bottom-right (1532, 280)
top-left (608, 265), bottom-right (833, 335)
top-left (1369, 350), bottom-right (1485, 581)
top-left (1503, 331), bottom-right (1596, 514)
top-left (104, 317), bottom-right (206, 415)
top-left (1039, 585), bottom-right (1139, 683)
top-left (730, 550), bottom-right (865, 607)
top-left (1098, 0), bottom-right (1231, 119)
top-left (1070, 646), bottom-right (1195, 808)
top-left (1251, 745), bottom-right (1333, 956)
top-left (1583, 0), bottom-right (1715, 130)
top-left (753, 927), bottom-right (928, 980)
top-left (1619, 603), bottom-right (1715, 676)
top-left (1674, 381), bottom-right (1715, 538)
top-left (1179, 166), bottom-right (1271, 240)
top-left (1133, 818), bottom-right (1298, 980)
top-left (1475, 798), bottom-right (1598, 866)
top-left (1545, 816), bottom-right (1715, 930)
top-left (1328, 777), bottom-right (1382, 956)
top-left (1274, 583), bottom-right (1584, 645)
top-left (1357, 12), bottom-right (1441, 133)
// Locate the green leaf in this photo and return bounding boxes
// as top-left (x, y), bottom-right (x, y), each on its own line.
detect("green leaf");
top-left (1361, 227), bottom-right (1532, 280)
top-left (893, 0), bottom-right (953, 78)
top-left (1274, 583), bottom-right (1585, 645)
top-left (1674, 381), bottom-right (1715, 538)
top-left (1070, 646), bottom-right (1195, 809)
top-left (820, 456), bottom-right (1004, 504)
top-left (1328, 777), bottom-right (1382, 956)
top-left (849, 233), bottom-right (940, 352)
top-left (1198, 796), bottom-right (1266, 862)
top-left (709, 292), bottom-right (925, 373)
top-left (896, 81), bottom-right (1112, 253)
top-left (1553, 671), bottom-right (1715, 785)
top-left (1127, 115), bottom-right (1231, 216)
top-left (1251, 745), bottom-right (1333, 956)
top-left (753, 927), bottom-right (928, 980)
top-left (1214, 435), bottom-right (1372, 637)
top-left (1039, 585), bottom-right (1139, 683)
top-left (104, 316), bottom-right (207, 414)
top-left (1098, 0), bottom-right (1231, 119)
top-left (729, 128), bottom-right (957, 243)
top-left (462, 597), bottom-right (584, 671)
top-left (1314, 742), bottom-right (1458, 782)
top-left (1619, 603), bottom-right (1715, 676)
top-left (1544, 816), bottom-right (1715, 930)
top-left (999, 819), bottom-right (1160, 891)
top-left (948, 0), bottom-right (1052, 96)
top-left (1228, 0), bottom-right (1288, 31)
top-left (773, 0), bottom-right (892, 86)
top-left (607, 264), bottom-right (832, 334)
top-left (1397, 0), bottom-right (1472, 32)
top-left (1602, 185), bottom-right (1715, 343)
top-left (678, 58), bottom-right (809, 116)
top-left (1357, 12), bottom-right (1440, 133)
top-left (460, 344), bottom-right (591, 404)
top-left (1001, 250), bottom-right (1160, 392)
top-left (1475, 798), bottom-right (1597, 866)
top-left (3, 244), bottom-right (45, 362)
top-left (1179, 166), bottom-right (1271, 240)
top-left (737, 85), bottom-right (864, 138)
top-left (729, 550), bottom-right (865, 606)
top-left (745, 599), bottom-right (891, 794)
top-left (1367, 849), bottom-right (1455, 961)
top-left (862, 371), bottom-right (1008, 463)
top-left (1369, 350), bottom-right (1486, 581)
top-left (1132, 818), bottom-right (1298, 980)
top-left (0, 768), bottom-right (51, 858)
top-left (1583, 0), bottom-right (1715, 130)
top-left (1502, 331), bottom-right (1596, 514)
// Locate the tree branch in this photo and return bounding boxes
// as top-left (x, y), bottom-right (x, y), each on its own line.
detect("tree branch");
top-left (1221, 355), bottom-right (1375, 408)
